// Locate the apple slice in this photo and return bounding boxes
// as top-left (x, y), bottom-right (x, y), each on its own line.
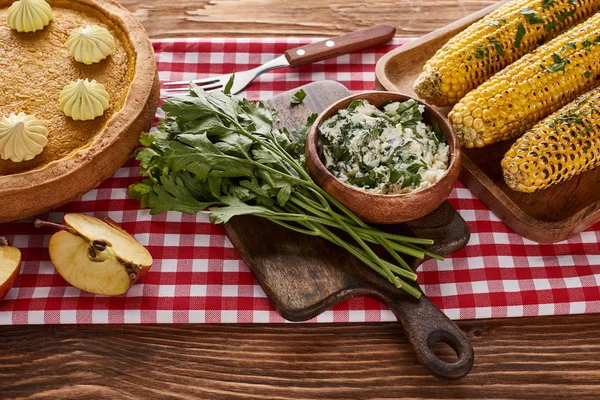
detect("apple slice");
top-left (0, 237), bottom-right (22, 302)
top-left (36, 214), bottom-right (152, 296)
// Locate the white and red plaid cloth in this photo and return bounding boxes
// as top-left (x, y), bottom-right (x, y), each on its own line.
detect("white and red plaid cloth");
top-left (1, 38), bottom-right (599, 325)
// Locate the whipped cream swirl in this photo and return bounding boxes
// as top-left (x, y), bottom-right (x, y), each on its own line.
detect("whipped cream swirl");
top-left (0, 113), bottom-right (49, 162)
top-left (59, 79), bottom-right (110, 121)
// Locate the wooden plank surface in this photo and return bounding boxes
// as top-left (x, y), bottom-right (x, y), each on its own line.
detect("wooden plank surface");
top-left (119, 0), bottom-right (497, 38)
top-left (2, 315), bottom-right (600, 399)
top-left (2, 0), bottom-right (599, 398)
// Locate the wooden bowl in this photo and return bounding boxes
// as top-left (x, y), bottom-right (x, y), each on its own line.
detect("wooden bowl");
top-left (305, 91), bottom-right (461, 224)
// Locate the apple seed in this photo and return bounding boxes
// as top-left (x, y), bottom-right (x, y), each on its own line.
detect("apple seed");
top-left (92, 240), bottom-right (107, 251)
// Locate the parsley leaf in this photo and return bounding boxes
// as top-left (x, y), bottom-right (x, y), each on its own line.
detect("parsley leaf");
top-left (290, 89), bottom-right (307, 104)
top-left (489, 38), bottom-right (504, 56)
top-left (486, 17), bottom-right (506, 27)
top-left (583, 39), bottom-right (592, 50)
top-left (545, 53), bottom-right (567, 72)
top-left (520, 8), bottom-right (545, 24)
top-left (545, 21), bottom-right (557, 31)
top-left (542, 0), bottom-right (557, 8)
top-left (515, 23), bottom-right (527, 48)
top-left (223, 73), bottom-right (235, 95)
top-left (432, 120), bottom-right (447, 144)
top-left (583, 142), bottom-right (591, 153)
top-left (474, 46), bottom-right (487, 59)
top-left (585, 71), bottom-right (592, 79)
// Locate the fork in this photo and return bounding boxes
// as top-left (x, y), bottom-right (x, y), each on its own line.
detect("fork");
top-left (163, 25), bottom-right (396, 96)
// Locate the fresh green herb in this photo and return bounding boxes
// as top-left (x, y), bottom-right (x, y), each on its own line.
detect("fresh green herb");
top-left (129, 87), bottom-right (442, 297)
top-left (486, 17), bottom-right (506, 27)
top-left (545, 21), bottom-right (558, 31)
top-left (473, 45), bottom-right (489, 60)
top-left (432, 120), bottom-right (447, 145)
top-left (554, 8), bottom-right (577, 24)
top-left (583, 142), bottom-right (591, 153)
top-left (582, 39), bottom-right (592, 50)
top-left (289, 113), bottom-right (318, 163)
top-left (489, 38), bottom-right (504, 56)
top-left (585, 71), bottom-right (592, 79)
top-left (542, 0), bottom-right (557, 8)
top-left (548, 109), bottom-right (586, 131)
top-left (569, 0), bottom-right (577, 4)
top-left (290, 89), bottom-right (307, 105)
top-left (520, 8), bottom-right (545, 24)
top-left (560, 42), bottom-right (577, 53)
top-left (582, 106), bottom-right (596, 117)
top-left (594, 35), bottom-right (600, 45)
top-left (548, 8), bottom-right (577, 25)
top-left (545, 53), bottom-right (567, 72)
top-left (515, 23), bottom-right (527, 48)
top-left (223, 73), bottom-right (235, 95)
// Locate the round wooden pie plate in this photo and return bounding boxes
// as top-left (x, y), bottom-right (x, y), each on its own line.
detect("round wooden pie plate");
top-left (0, 0), bottom-right (159, 222)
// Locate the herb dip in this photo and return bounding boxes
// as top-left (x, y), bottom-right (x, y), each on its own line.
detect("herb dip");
top-left (319, 99), bottom-right (449, 194)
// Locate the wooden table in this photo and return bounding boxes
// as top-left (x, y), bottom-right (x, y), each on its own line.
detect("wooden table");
top-left (2, 1), bottom-right (599, 398)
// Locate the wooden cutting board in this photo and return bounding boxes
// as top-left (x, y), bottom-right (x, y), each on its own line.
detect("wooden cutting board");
top-left (374, 0), bottom-right (600, 243)
top-left (224, 81), bottom-right (474, 380)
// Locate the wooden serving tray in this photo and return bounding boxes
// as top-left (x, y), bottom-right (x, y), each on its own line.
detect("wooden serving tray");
top-left (224, 81), bottom-right (474, 380)
top-left (375, 0), bottom-right (600, 243)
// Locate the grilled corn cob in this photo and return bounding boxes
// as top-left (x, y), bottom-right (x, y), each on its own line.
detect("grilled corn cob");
top-left (450, 12), bottom-right (600, 148)
top-left (501, 88), bottom-right (600, 192)
top-left (413, 0), bottom-right (600, 107)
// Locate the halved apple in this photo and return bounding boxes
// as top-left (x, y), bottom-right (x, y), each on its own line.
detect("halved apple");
top-left (0, 237), bottom-right (22, 302)
top-left (37, 214), bottom-right (152, 296)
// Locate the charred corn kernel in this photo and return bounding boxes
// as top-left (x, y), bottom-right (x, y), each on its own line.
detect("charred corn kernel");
top-left (450, 12), bottom-right (600, 149)
top-left (501, 88), bottom-right (600, 193)
top-left (413, 0), bottom-right (600, 107)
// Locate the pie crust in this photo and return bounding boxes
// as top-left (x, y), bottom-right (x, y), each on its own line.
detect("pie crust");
top-left (0, 0), bottom-right (159, 221)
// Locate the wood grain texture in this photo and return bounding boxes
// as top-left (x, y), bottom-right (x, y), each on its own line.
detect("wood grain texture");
top-left (2, 315), bottom-right (600, 399)
top-left (374, 1), bottom-right (600, 243)
top-left (118, 0), bottom-right (497, 38)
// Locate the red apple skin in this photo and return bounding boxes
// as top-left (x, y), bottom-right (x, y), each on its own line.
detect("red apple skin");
top-left (131, 264), bottom-right (152, 285)
top-left (0, 250), bottom-right (22, 302)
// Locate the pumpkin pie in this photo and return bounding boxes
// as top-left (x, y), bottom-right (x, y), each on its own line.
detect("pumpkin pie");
top-left (0, 0), bottom-right (159, 221)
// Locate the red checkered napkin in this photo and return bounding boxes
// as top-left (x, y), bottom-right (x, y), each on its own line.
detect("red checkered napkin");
top-left (0, 38), bottom-right (599, 325)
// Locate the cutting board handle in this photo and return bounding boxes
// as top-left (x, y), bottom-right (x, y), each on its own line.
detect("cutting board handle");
top-left (381, 293), bottom-right (474, 380)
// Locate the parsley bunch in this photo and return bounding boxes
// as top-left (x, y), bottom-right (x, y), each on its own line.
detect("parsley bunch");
top-left (129, 85), bottom-right (442, 298)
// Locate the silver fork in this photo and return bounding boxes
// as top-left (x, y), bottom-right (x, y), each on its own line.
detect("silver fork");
top-left (162, 25), bottom-right (395, 96)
